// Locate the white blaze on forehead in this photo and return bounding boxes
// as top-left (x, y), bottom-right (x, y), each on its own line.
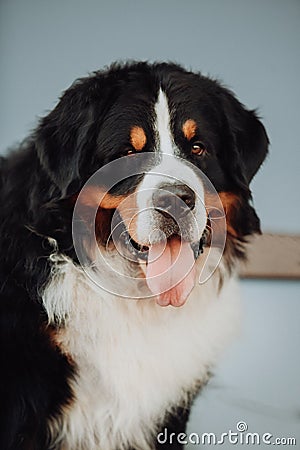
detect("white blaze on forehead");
top-left (134, 88), bottom-right (207, 245)
top-left (154, 89), bottom-right (175, 156)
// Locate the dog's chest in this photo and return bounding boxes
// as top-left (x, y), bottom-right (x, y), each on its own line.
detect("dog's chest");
top-left (43, 260), bottom-right (239, 449)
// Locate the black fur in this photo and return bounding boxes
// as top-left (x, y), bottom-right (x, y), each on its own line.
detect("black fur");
top-left (0, 61), bottom-right (268, 449)
top-left (155, 406), bottom-right (192, 450)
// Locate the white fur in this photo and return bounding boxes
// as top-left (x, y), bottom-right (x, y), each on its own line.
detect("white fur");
top-left (154, 89), bottom-right (175, 156)
top-left (42, 252), bottom-right (240, 450)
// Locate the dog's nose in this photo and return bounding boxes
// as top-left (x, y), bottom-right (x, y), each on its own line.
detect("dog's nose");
top-left (152, 184), bottom-right (196, 219)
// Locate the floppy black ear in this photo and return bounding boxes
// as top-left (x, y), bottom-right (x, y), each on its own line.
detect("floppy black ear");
top-left (35, 81), bottom-right (101, 196)
top-left (221, 90), bottom-right (269, 184)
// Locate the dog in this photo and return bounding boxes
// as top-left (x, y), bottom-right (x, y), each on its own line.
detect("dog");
top-left (0, 61), bottom-right (268, 450)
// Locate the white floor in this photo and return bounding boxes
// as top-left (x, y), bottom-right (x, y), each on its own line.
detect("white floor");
top-left (186, 280), bottom-right (300, 449)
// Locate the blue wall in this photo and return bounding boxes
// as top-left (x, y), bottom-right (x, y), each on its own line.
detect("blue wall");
top-left (1, 0), bottom-right (299, 233)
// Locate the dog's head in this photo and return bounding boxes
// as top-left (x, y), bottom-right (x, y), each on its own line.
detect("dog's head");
top-left (35, 62), bottom-right (268, 306)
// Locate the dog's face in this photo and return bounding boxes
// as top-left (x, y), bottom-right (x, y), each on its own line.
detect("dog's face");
top-left (36, 62), bottom-right (268, 306)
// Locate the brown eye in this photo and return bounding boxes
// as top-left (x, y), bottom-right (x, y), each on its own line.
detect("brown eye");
top-left (191, 142), bottom-right (207, 156)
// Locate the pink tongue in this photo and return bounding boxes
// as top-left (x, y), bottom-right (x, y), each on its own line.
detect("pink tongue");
top-left (146, 237), bottom-right (196, 307)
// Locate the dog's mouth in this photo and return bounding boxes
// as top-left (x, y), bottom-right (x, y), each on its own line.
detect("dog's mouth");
top-left (125, 230), bottom-right (207, 262)
top-left (119, 226), bottom-right (207, 307)
top-left (127, 234), bottom-right (149, 261)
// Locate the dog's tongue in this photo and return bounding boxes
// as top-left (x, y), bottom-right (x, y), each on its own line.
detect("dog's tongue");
top-left (146, 237), bottom-right (196, 307)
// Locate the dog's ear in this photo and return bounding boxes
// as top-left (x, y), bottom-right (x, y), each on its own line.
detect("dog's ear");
top-left (35, 79), bottom-right (106, 196)
top-left (221, 90), bottom-right (269, 185)
top-left (217, 89), bottom-right (269, 238)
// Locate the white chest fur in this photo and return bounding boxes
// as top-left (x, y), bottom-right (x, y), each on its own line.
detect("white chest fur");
top-left (42, 255), bottom-right (240, 450)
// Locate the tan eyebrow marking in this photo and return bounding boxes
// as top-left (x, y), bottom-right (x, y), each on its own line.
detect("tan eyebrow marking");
top-left (130, 126), bottom-right (147, 151)
top-left (182, 119), bottom-right (197, 140)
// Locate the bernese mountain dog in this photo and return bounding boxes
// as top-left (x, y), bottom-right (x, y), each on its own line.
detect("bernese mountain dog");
top-left (0, 61), bottom-right (268, 450)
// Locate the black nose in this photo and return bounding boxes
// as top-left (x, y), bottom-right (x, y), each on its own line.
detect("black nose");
top-left (152, 184), bottom-right (196, 219)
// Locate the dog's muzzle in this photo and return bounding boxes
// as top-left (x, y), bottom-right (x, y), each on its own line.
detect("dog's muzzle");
top-left (113, 182), bottom-right (207, 308)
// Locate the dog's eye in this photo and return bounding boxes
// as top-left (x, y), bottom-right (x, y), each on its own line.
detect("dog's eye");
top-left (191, 142), bottom-right (207, 156)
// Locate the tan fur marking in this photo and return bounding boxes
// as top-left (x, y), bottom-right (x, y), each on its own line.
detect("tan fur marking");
top-left (76, 187), bottom-right (128, 243)
top-left (130, 126), bottom-right (147, 151)
top-left (116, 193), bottom-right (140, 243)
top-left (76, 186), bottom-right (141, 244)
top-left (218, 192), bottom-right (241, 237)
top-left (205, 191), bottom-right (241, 238)
top-left (182, 119), bottom-right (197, 140)
top-left (77, 186), bottom-right (127, 209)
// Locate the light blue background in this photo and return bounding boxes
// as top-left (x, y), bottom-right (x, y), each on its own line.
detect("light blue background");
top-left (1, 0), bottom-right (300, 233)
top-left (1, 0), bottom-right (299, 448)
